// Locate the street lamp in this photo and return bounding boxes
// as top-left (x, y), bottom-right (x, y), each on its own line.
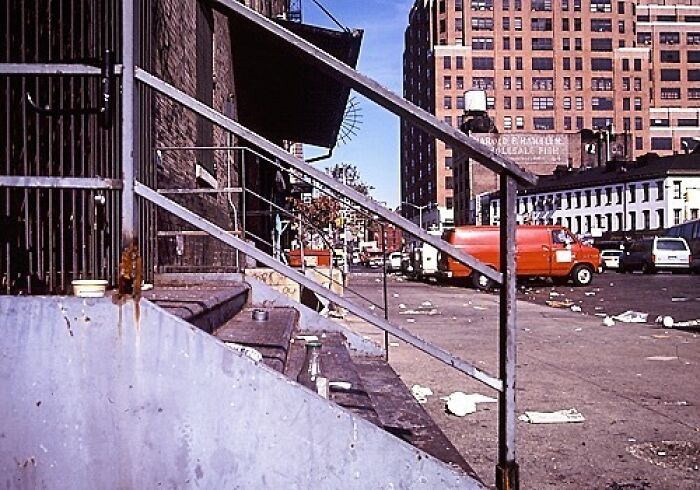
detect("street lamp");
top-left (401, 201), bottom-right (435, 230)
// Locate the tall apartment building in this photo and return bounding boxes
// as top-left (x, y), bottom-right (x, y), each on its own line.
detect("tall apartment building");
top-left (401, 0), bottom-right (700, 226)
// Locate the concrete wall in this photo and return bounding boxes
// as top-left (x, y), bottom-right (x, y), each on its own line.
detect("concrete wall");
top-left (0, 296), bottom-right (481, 489)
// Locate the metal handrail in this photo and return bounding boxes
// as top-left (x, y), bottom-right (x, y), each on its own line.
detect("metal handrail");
top-left (135, 68), bottom-right (505, 285)
top-left (135, 181), bottom-right (503, 391)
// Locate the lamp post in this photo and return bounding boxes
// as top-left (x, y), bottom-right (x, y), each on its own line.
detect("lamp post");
top-left (401, 201), bottom-right (435, 230)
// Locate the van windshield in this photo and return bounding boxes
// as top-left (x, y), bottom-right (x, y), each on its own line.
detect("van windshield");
top-left (657, 240), bottom-right (687, 251)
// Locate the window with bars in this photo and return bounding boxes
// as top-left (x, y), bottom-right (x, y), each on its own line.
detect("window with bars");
top-left (659, 32), bottom-right (680, 45)
top-left (590, 0), bottom-right (611, 12)
top-left (660, 88), bottom-right (681, 99)
top-left (591, 77), bottom-right (613, 91)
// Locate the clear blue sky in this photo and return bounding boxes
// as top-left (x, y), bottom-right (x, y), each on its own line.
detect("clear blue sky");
top-left (302, 0), bottom-right (414, 208)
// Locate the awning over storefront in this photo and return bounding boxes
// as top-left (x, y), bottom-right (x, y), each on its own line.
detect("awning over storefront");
top-left (229, 16), bottom-right (363, 148)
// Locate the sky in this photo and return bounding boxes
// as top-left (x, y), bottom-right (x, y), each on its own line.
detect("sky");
top-left (302, 0), bottom-right (415, 208)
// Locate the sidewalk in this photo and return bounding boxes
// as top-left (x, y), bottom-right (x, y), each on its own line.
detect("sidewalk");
top-left (341, 275), bottom-right (700, 489)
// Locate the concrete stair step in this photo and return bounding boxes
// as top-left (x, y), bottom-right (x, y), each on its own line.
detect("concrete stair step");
top-left (353, 357), bottom-right (478, 479)
top-left (285, 331), bottom-right (382, 427)
top-left (214, 306), bottom-right (298, 373)
top-left (143, 283), bottom-right (249, 333)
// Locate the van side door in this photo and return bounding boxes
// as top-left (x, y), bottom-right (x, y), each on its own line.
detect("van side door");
top-left (550, 229), bottom-right (576, 277)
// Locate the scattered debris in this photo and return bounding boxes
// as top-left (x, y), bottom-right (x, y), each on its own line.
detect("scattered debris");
top-left (651, 334), bottom-right (670, 339)
top-left (645, 356), bottom-right (678, 361)
top-left (628, 440), bottom-right (700, 472)
top-left (225, 342), bottom-right (263, 363)
top-left (570, 305), bottom-right (582, 312)
top-left (406, 318), bottom-right (415, 323)
top-left (411, 384), bottom-right (433, 404)
top-left (368, 305), bottom-right (376, 310)
top-left (329, 381), bottom-right (352, 391)
top-left (602, 316), bottom-right (616, 327)
top-left (392, 293), bottom-right (399, 298)
top-left (670, 319), bottom-right (700, 329)
top-left (585, 291), bottom-right (596, 296)
top-left (546, 299), bottom-right (575, 308)
top-left (473, 305), bottom-right (487, 311)
top-left (389, 341), bottom-right (400, 347)
top-left (399, 306), bottom-right (438, 316)
top-left (518, 408), bottom-right (585, 424)
top-left (443, 392), bottom-right (497, 417)
top-left (421, 301), bottom-right (433, 307)
top-left (655, 315), bottom-right (675, 328)
top-left (398, 303), bottom-right (406, 309)
top-left (574, 327), bottom-right (583, 332)
top-left (549, 291), bottom-right (561, 297)
top-left (671, 297), bottom-right (689, 302)
top-left (613, 311), bottom-right (648, 323)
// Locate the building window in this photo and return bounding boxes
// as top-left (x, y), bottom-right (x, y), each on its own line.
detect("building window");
top-left (673, 181), bottom-right (682, 199)
top-left (472, 37), bottom-right (494, 50)
top-left (515, 37), bottom-right (523, 49)
top-left (444, 96), bottom-right (452, 109)
top-left (657, 209), bottom-right (665, 229)
top-left (444, 76), bottom-right (452, 89)
top-left (635, 137), bottom-right (643, 151)
top-left (532, 18), bottom-right (553, 31)
top-left (651, 137), bottom-right (673, 150)
top-left (660, 88), bottom-right (681, 100)
top-left (591, 97), bottom-right (613, 110)
top-left (643, 210), bottom-right (650, 230)
top-left (514, 17), bottom-right (522, 30)
top-left (504, 96), bottom-right (512, 109)
top-left (456, 96), bottom-right (465, 110)
top-left (444, 57), bottom-right (451, 69)
top-left (563, 77), bottom-right (571, 90)
top-left (533, 117), bottom-right (554, 130)
top-left (456, 56), bottom-right (464, 69)
top-left (516, 57), bottom-right (523, 69)
top-left (656, 181), bottom-right (664, 201)
top-left (615, 186), bottom-right (622, 204)
top-left (515, 116), bottom-right (524, 129)
top-left (504, 56), bottom-right (511, 70)
top-left (563, 57), bottom-right (570, 70)
top-left (642, 183), bottom-right (650, 202)
top-left (563, 97), bottom-right (571, 110)
top-left (532, 38), bottom-right (553, 50)
top-left (660, 51), bottom-right (680, 63)
top-left (503, 17), bottom-right (510, 30)
top-left (516, 96), bottom-right (524, 109)
top-left (634, 98), bottom-right (642, 111)
top-left (504, 76), bottom-right (512, 89)
top-left (575, 97), bottom-right (583, 110)
top-left (532, 57), bottom-right (554, 70)
top-left (575, 57), bottom-right (583, 70)
top-left (585, 190), bottom-right (592, 207)
top-left (516, 76), bottom-right (524, 89)
top-left (623, 98), bottom-right (630, 111)
top-left (472, 57), bottom-right (494, 70)
top-left (591, 19), bottom-right (612, 32)
top-left (591, 39), bottom-right (612, 52)
top-left (472, 18), bottom-right (495, 30)
top-left (673, 209), bottom-right (682, 225)
top-left (591, 58), bottom-right (613, 71)
top-left (564, 116), bottom-right (571, 129)
top-left (623, 117), bottom-right (630, 130)
top-left (503, 116), bottom-right (512, 129)
top-left (576, 116), bottom-right (583, 130)
top-left (629, 211), bottom-right (636, 231)
top-left (591, 78), bottom-right (613, 91)
top-left (629, 184), bottom-right (636, 203)
top-left (444, 115), bottom-right (453, 126)
top-left (532, 77), bottom-right (553, 90)
top-left (563, 38), bottom-right (570, 51)
top-left (532, 97), bottom-right (554, 110)
top-left (590, 0), bottom-right (612, 12)
top-left (575, 77), bottom-right (583, 90)
top-left (472, 77), bottom-right (495, 89)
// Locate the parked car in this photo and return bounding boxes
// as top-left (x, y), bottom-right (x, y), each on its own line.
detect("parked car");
top-left (619, 237), bottom-right (691, 274)
top-left (599, 249), bottom-right (624, 270)
top-left (362, 249), bottom-right (385, 268)
top-left (438, 225), bottom-right (601, 289)
top-left (387, 252), bottom-right (403, 272)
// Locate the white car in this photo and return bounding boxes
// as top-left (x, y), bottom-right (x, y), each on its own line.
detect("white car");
top-left (387, 252), bottom-right (402, 272)
top-left (600, 249), bottom-right (623, 270)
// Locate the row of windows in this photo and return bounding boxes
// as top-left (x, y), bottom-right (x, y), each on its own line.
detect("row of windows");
top-left (440, 75), bottom-right (648, 96)
top-left (469, 0), bottom-right (624, 13)
top-left (637, 14), bottom-right (700, 23)
top-left (638, 32), bottom-right (700, 46)
top-left (500, 115), bottom-right (647, 132)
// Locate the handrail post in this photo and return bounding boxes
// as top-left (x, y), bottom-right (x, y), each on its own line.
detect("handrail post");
top-left (497, 174), bottom-right (519, 490)
top-left (121, 0), bottom-right (139, 250)
top-left (381, 222), bottom-right (389, 360)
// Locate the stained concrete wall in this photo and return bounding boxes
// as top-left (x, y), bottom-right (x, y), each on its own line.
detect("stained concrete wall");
top-left (0, 297), bottom-right (481, 489)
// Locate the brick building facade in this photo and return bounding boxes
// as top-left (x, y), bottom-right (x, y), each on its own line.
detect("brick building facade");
top-left (402, 0), bottom-right (700, 226)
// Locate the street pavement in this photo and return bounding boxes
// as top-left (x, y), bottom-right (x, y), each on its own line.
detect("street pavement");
top-left (342, 272), bottom-right (700, 489)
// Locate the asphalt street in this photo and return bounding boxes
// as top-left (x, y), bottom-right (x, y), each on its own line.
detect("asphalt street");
top-left (342, 272), bottom-right (700, 489)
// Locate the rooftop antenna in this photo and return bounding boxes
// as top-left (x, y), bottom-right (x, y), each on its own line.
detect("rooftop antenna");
top-left (337, 95), bottom-right (363, 146)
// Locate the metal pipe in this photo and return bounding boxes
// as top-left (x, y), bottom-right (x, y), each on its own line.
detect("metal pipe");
top-left (135, 69), bottom-right (504, 285)
top-left (496, 174), bottom-right (519, 490)
top-left (0, 176), bottom-right (123, 189)
top-left (120, 0), bottom-right (137, 250)
top-left (135, 181), bottom-right (503, 392)
top-left (0, 63), bottom-right (123, 75)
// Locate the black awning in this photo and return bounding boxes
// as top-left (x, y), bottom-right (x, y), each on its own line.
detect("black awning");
top-left (229, 16), bottom-right (362, 148)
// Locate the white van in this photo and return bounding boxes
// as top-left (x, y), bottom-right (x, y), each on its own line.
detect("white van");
top-left (620, 237), bottom-right (691, 273)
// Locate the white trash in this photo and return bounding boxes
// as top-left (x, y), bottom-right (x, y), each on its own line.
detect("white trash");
top-left (443, 392), bottom-right (497, 417)
top-left (411, 384), bottom-right (433, 404)
top-left (518, 408), bottom-right (585, 424)
top-left (602, 316), bottom-right (615, 327)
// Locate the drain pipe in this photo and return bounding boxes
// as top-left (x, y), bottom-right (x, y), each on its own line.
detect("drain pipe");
top-left (305, 147), bottom-right (334, 164)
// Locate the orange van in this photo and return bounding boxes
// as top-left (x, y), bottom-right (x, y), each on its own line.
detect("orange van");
top-left (439, 225), bottom-right (601, 289)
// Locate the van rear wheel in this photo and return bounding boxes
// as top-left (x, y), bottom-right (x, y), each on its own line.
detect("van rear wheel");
top-left (571, 265), bottom-right (594, 287)
top-left (471, 271), bottom-right (494, 291)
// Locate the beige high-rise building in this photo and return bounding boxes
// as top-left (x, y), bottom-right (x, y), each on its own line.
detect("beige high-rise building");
top-left (401, 0), bottom-right (700, 226)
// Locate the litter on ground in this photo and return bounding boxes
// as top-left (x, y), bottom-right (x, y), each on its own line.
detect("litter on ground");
top-left (442, 392), bottom-right (497, 417)
top-left (546, 299), bottom-right (575, 308)
top-left (473, 305), bottom-right (487, 311)
top-left (602, 316), bottom-right (616, 327)
top-left (411, 384), bottom-right (433, 404)
top-left (645, 356), bottom-right (678, 361)
top-left (518, 408), bottom-right (585, 424)
top-left (613, 310), bottom-right (648, 323)
top-left (406, 318), bottom-right (415, 323)
top-left (671, 297), bottom-right (689, 302)
top-left (399, 307), bottom-right (438, 316)
top-left (570, 305), bottom-right (582, 312)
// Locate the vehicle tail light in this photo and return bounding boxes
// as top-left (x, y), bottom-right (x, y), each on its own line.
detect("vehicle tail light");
top-left (652, 254), bottom-right (656, 263)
